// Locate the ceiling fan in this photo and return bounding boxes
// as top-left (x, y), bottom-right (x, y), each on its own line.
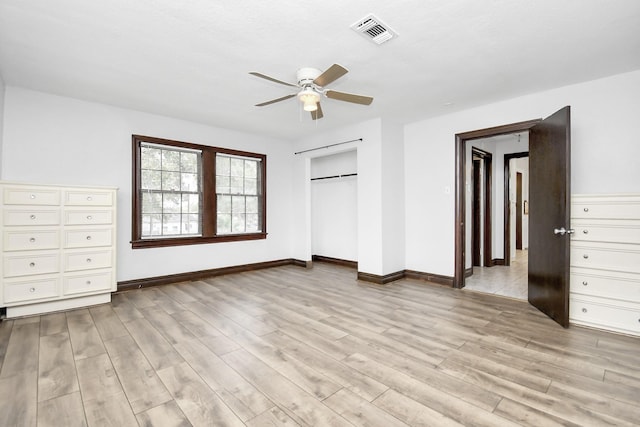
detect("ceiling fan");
top-left (249, 64), bottom-right (373, 120)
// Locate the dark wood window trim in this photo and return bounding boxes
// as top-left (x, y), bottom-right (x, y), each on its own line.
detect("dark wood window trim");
top-left (131, 135), bottom-right (267, 249)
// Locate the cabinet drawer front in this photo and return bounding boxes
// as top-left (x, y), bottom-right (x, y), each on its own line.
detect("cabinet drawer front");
top-left (572, 196), bottom-right (640, 220)
top-left (4, 278), bottom-right (59, 303)
top-left (570, 297), bottom-right (640, 335)
top-left (4, 230), bottom-right (59, 251)
top-left (4, 209), bottom-right (60, 226)
top-left (64, 250), bottom-right (112, 271)
top-left (64, 271), bottom-right (112, 295)
top-left (64, 190), bottom-right (113, 206)
top-left (64, 210), bottom-right (113, 225)
top-left (3, 253), bottom-right (59, 277)
top-left (571, 244), bottom-right (640, 274)
top-left (571, 221), bottom-right (640, 245)
top-left (571, 270), bottom-right (640, 303)
top-left (64, 229), bottom-right (112, 248)
top-left (3, 187), bottom-right (60, 206)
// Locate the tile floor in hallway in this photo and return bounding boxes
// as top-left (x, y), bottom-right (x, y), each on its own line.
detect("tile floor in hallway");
top-left (463, 250), bottom-right (528, 300)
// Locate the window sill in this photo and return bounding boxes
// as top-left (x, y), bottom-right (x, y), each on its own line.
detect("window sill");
top-left (131, 232), bottom-right (267, 249)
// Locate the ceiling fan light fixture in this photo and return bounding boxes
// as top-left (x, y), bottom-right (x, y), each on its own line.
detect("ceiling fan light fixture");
top-left (298, 88), bottom-right (320, 112)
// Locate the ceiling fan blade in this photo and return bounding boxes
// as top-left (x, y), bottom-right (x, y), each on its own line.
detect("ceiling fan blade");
top-left (326, 90), bottom-right (373, 105)
top-left (249, 72), bottom-right (298, 87)
top-left (311, 102), bottom-right (324, 120)
top-left (313, 64), bottom-right (348, 87)
top-left (255, 94), bottom-right (296, 107)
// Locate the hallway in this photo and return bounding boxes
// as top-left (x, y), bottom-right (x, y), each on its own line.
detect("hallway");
top-left (464, 250), bottom-right (528, 300)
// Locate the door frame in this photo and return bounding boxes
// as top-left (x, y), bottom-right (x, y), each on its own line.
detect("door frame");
top-left (471, 147), bottom-right (493, 269)
top-left (454, 119), bottom-right (541, 289)
top-left (503, 151), bottom-right (529, 266)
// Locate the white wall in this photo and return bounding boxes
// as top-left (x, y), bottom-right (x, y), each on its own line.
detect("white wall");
top-left (2, 87), bottom-right (295, 282)
top-left (405, 69), bottom-right (640, 277)
top-left (310, 150), bottom-right (358, 261)
top-left (0, 73), bottom-right (5, 177)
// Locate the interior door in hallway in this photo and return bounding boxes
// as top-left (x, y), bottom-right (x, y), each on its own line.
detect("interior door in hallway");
top-left (528, 106), bottom-right (571, 327)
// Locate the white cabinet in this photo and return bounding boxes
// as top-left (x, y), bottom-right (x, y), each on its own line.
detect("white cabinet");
top-left (570, 194), bottom-right (640, 336)
top-left (1, 182), bottom-right (117, 318)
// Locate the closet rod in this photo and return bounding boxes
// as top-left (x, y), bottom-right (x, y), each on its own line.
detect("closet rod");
top-left (294, 138), bottom-right (362, 155)
top-left (310, 173), bottom-right (358, 181)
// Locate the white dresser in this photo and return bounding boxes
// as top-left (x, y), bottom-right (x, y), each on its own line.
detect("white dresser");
top-left (570, 194), bottom-right (640, 336)
top-left (1, 182), bottom-right (117, 318)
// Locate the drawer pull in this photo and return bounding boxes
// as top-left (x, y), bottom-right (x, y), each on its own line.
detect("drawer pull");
top-left (86, 258), bottom-right (92, 263)
top-left (29, 262), bottom-right (36, 267)
top-left (30, 194), bottom-right (36, 199)
top-left (582, 308), bottom-right (587, 313)
top-left (582, 281), bottom-right (588, 286)
top-left (87, 196), bottom-right (93, 201)
top-left (30, 214), bottom-right (36, 220)
top-left (87, 215), bottom-right (93, 220)
top-left (86, 235), bottom-right (92, 240)
top-left (583, 254), bottom-right (589, 259)
top-left (30, 287), bottom-right (35, 292)
top-left (29, 237), bottom-right (36, 243)
top-left (582, 229), bottom-right (589, 234)
top-left (86, 280), bottom-right (92, 285)
top-left (583, 207), bottom-right (589, 212)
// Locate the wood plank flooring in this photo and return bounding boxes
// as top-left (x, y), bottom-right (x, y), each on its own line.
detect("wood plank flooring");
top-left (1, 262), bottom-right (639, 426)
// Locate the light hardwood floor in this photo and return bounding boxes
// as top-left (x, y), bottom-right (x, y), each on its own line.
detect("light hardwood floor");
top-left (1, 262), bottom-right (639, 426)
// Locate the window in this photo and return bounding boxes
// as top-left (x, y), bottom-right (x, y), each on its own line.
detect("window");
top-left (132, 135), bottom-right (266, 248)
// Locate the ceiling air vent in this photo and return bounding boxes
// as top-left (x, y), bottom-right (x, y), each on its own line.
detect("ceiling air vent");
top-left (351, 14), bottom-right (398, 45)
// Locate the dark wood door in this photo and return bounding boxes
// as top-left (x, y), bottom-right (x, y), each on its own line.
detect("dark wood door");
top-left (516, 172), bottom-right (523, 250)
top-left (528, 106), bottom-right (571, 327)
top-left (472, 159), bottom-right (481, 267)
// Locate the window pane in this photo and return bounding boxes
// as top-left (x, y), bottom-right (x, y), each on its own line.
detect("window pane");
top-left (182, 194), bottom-right (200, 214)
top-left (181, 152), bottom-right (198, 173)
top-left (246, 214), bottom-right (259, 232)
top-left (217, 195), bottom-right (231, 213)
top-left (216, 176), bottom-right (230, 194)
top-left (232, 213), bottom-right (245, 233)
top-left (162, 214), bottom-right (181, 235)
top-left (230, 158), bottom-right (244, 177)
top-left (181, 173), bottom-right (198, 191)
top-left (142, 192), bottom-right (162, 213)
top-left (162, 171), bottom-right (181, 191)
top-left (182, 214), bottom-right (200, 234)
top-left (141, 147), bottom-right (162, 169)
top-left (141, 170), bottom-right (161, 190)
top-left (244, 178), bottom-right (257, 195)
top-left (162, 150), bottom-right (180, 171)
top-left (232, 195), bottom-right (245, 213)
top-left (163, 193), bottom-right (181, 213)
top-left (230, 177), bottom-right (243, 194)
top-left (246, 196), bottom-right (258, 214)
top-left (244, 160), bottom-right (257, 178)
top-left (217, 214), bottom-right (231, 234)
top-left (216, 156), bottom-right (230, 176)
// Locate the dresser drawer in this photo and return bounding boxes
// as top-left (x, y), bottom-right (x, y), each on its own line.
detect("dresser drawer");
top-left (570, 295), bottom-right (640, 335)
top-left (64, 210), bottom-right (113, 225)
top-left (571, 268), bottom-right (640, 303)
top-left (4, 230), bottom-right (59, 251)
top-left (571, 242), bottom-right (640, 274)
top-left (572, 195), bottom-right (640, 220)
top-left (3, 253), bottom-right (59, 277)
top-left (3, 187), bottom-right (60, 206)
top-left (64, 229), bottom-right (112, 248)
top-left (4, 209), bottom-right (60, 226)
top-left (64, 190), bottom-right (113, 206)
top-left (571, 220), bottom-right (640, 245)
top-left (64, 250), bottom-right (112, 271)
top-left (64, 271), bottom-right (113, 295)
top-left (3, 278), bottom-right (59, 303)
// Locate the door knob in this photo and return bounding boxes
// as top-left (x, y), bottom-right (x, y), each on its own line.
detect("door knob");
top-left (554, 227), bottom-right (575, 235)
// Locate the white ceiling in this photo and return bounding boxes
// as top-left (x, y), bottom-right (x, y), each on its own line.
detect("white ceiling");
top-left (1, 0), bottom-right (639, 141)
